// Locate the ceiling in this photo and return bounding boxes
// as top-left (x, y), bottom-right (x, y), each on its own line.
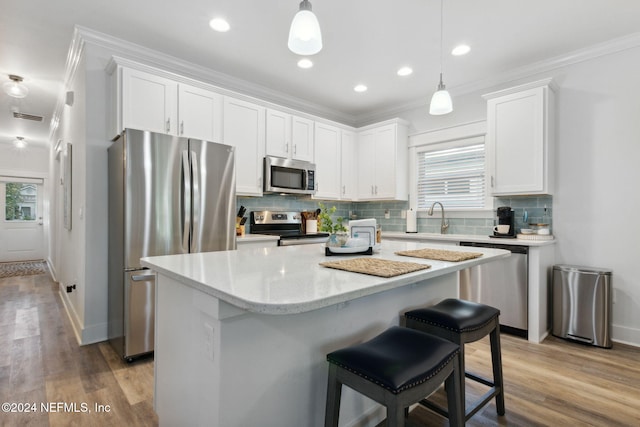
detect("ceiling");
top-left (2, 0), bottom-right (640, 149)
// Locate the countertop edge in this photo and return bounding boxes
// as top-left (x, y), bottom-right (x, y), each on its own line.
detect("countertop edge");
top-left (141, 244), bottom-right (510, 315)
top-left (383, 231), bottom-right (556, 246)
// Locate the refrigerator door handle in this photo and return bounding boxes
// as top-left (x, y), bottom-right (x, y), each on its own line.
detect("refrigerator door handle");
top-left (181, 150), bottom-right (191, 252)
top-left (131, 274), bottom-right (155, 282)
top-left (190, 150), bottom-right (200, 253)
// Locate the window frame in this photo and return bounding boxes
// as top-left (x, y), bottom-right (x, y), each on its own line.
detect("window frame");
top-left (408, 121), bottom-right (493, 217)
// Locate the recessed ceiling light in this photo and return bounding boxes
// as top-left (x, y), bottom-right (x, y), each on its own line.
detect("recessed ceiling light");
top-left (397, 67), bottom-right (413, 77)
top-left (451, 44), bottom-right (470, 56)
top-left (297, 58), bottom-right (313, 69)
top-left (354, 84), bottom-right (368, 93)
top-left (209, 18), bottom-right (230, 32)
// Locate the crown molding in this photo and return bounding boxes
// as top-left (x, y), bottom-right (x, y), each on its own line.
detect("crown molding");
top-left (356, 32), bottom-right (640, 126)
top-left (74, 26), bottom-right (358, 126)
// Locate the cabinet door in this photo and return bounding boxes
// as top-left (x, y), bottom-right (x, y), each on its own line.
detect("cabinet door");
top-left (340, 130), bottom-right (357, 200)
top-left (178, 84), bottom-right (222, 142)
top-left (357, 130), bottom-right (376, 199)
top-left (372, 124), bottom-right (397, 199)
top-left (291, 116), bottom-right (314, 162)
top-left (122, 68), bottom-right (177, 135)
top-left (223, 97), bottom-right (265, 196)
top-left (313, 123), bottom-right (341, 200)
top-left (265, 109), bottom-right (291, 158)
top-left (488, 86), bottom-right (546, 195)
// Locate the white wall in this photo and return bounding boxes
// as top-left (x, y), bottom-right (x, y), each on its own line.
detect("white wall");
top-left (397, 47), bottom-right (640, 346)
top-left (0, 145), bottom-right (49, 173)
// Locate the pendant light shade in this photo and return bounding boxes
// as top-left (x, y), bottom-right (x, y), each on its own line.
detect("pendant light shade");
top-left (429, 74), bottom-right (453, 115)
top-left (3, 75), bottom-right (29, 98)
top-left (288, 0), bottom-right (323, 56)
top-left (429, 0), bottom-right (453, 115)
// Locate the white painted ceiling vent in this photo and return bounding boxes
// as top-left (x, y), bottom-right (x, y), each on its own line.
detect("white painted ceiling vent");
top-left (13, 111), bottom-right (44, 122)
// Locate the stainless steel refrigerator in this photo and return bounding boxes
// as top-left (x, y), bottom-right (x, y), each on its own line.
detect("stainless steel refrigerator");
top-left (108, 128), bottom-right (236, 360)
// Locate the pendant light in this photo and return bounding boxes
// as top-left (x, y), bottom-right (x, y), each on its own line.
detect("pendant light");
top-left (3, 75), bottom-right (29, 99)
top-left (429, 0), bottom-right (453, 115)
top-left (288, 0), bottom-right (323, 56)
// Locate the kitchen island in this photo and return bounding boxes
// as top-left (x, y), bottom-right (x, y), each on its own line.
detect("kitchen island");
top-left (141, 240), bottom-right (509, 427)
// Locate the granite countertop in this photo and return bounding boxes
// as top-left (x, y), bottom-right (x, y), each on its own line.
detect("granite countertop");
top-left (141, 240), bottom-right (509, 315)
top-left (383, 231), bottom-right (556, 247)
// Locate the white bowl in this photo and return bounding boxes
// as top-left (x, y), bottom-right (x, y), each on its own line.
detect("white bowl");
top-left (520, 229), bottom-right (534, 234)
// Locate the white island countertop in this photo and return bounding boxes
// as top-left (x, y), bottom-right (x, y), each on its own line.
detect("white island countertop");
top-left (141, 240), bottom-right (509, 315)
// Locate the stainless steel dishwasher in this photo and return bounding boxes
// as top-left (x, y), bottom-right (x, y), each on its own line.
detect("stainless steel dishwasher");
top-left (459, 242), bottom-right (528, 338)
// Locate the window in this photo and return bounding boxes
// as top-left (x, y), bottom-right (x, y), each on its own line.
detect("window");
top-left (415, 135), bottom-right (487, 210)
top-left (4, 182), bottom-right (38, 221)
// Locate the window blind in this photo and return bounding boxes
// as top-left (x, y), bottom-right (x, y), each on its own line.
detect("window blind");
top-left (417, 142), bottom-right (485, 209)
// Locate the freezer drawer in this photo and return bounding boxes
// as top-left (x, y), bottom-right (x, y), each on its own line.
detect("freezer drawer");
top-left (124, 270), bottom-right (155, 359)
top-left (552, 265), bottom-right (612, 348)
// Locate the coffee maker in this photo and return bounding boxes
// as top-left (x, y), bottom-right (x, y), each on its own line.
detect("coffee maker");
top-left (493, 206), bottom-right (515, 238)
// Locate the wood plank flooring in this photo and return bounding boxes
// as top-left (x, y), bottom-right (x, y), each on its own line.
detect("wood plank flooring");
top-left (0, 269), bottom-right (157, 427)
top-left (1, 268), bottom-right (639, 426)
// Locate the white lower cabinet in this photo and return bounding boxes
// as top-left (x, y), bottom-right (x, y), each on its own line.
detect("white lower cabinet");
top-left (223, 97), bottom-right (266, 196)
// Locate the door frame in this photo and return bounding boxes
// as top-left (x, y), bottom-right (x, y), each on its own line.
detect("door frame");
top-left (0, 168), bottom-right (49, 263)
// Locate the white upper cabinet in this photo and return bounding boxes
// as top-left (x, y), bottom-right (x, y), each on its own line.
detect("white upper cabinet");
top-left (178, 83), bottom-right (222, 142)
top-left (265, 110), bottom-right (314, 162)
top-left (291, 116), bottom-right (314, 162)
top-left (357, 121), bottom-right (409, 201)
top-left (313, 122), bottom-right (341, 200)
top-left (120, 67), bottom-right (178, 135)
top-left (223, 97), bottom-right (266, 196)
top-left (114, 65), bottom-right (222, 141)
top-left (340, 130), bottom-right (358, 200)
top-left (484, 79), bottom-right (555, 196)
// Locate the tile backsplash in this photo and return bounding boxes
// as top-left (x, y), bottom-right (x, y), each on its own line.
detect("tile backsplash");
top-left (238, 195), bottom-right (552, 236)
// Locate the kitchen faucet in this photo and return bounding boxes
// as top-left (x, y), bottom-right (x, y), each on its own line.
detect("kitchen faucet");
top-left (428, 202), bottom-right (449, 234)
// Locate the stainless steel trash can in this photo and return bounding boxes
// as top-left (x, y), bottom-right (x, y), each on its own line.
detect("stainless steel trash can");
top-left (552, 265), bottom-right (612, 348)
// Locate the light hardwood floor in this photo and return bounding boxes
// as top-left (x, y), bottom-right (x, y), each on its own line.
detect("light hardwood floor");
top-left (1, 269), bottom-right (639, 426)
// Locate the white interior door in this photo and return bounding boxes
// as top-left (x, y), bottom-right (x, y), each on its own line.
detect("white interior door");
top-left (0, 176), bottom-right (45, 262)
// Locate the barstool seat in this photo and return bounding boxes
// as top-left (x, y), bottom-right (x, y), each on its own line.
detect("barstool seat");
top-left (405, 298), bottom-right (505, 422)
top-left (325, 326), bottom-right (464, 427)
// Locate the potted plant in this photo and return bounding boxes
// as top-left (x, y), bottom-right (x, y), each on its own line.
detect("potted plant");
top-left (318, 202), bottom-right (348, 247)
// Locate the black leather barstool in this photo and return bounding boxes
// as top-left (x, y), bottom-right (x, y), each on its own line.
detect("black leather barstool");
top-left (324, 326), bottom-right (464, 427)
top-left (404, 298), bottom-right (505, 422)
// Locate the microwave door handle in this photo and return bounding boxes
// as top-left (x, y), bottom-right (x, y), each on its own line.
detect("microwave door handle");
top-left (181, 150), bottom-right (191, 252)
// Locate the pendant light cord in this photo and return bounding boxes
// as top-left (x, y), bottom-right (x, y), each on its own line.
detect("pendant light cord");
top-left (439, 0), bottom-right (444, 80)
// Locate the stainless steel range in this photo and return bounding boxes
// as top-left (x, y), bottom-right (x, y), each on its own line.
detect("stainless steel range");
top-left (250, 211), bottom-right (329, 246)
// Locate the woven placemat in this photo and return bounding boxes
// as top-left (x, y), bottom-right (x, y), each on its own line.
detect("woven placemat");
top-left (319, 257), bottom-right (430, 278)
top-left (395, 248), bottom-right (483, 262)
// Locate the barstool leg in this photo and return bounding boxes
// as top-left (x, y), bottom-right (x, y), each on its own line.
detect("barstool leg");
top-left (387, 399), bottom-right (405, 427)
top-left (446, 353), bottom-right (464, 427)
top-left (490, 325), bottom-right (506, 416)
top-left (456, 338), bottom-right (466, 419)
top-left (325, 364), bottom-right (342, 427)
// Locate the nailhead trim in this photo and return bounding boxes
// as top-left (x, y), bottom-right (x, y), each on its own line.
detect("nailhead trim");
top-left (405, 313), bottom-right (498, 334)
top-left (328, 349), bottom-right (459, 395)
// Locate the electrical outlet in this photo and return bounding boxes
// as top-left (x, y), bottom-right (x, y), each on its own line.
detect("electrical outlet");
top-left (204, 323), bottom-right (214, 360)
top-left (384, 209), bottom-right (390, 219)
top-left (401, 210), bottom-right (407, 219)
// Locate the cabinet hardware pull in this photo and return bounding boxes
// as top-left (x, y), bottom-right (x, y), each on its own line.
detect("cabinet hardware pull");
top-left (166, 118), bottom-right (171, 133)
top-left (375, 185), bottom-right (378, 195)
top-left (293, 144), bottom-right (297, 155)
top-left (342, 185), bottom-right (345, 195)
top-left (285, 143), bottom-right (289, 153)
top-left (371, 185), bottom-right (374, 195)
top-left (491, 176), bottom-right (494, 187)
top-left (180, 121), bottom-right (184, 135)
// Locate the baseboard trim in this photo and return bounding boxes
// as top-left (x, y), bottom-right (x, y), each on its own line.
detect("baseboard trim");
top-left (612, 324), bottom-right (640, 348)
top-left (58, 283), bottom-right (83, 346)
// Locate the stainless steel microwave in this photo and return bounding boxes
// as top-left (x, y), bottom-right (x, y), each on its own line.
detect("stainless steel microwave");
top-left (263, 156), bottom-right (316, 195)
